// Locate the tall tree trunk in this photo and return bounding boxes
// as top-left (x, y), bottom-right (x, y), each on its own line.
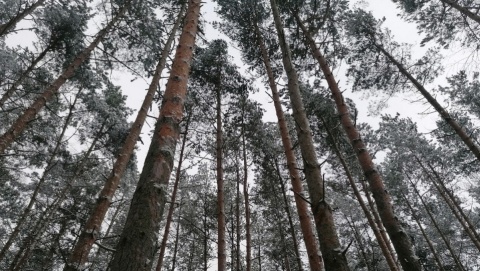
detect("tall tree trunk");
top-left (170, 204), bottom-right (182, 271)
top-left (269, 1), bottom-right (349, 270)
top-left (315, 113), bottom-right (399, 271)
top-left (274, 159), bottom-right (305, 271)
top-left (64, 6), bottom-right (185, 270)
top-left (415, 157), bottom-right (480, 252)
top-left (0, 42), bottom-right (52, 108)
top-left (292, 11), bottom-right (421, 270)
top-left (407, 175), bottom-right (466, 271)
top-left (242, 122), bottom-right (252, 271)
top-left (345, 216), bottom-right (373, 271)
top-left (439, 0), bottom-right (480, 24)
top-left (252, 17), bottom-right (323, 271)
top-left (402, 193), bottom-right (446, 271)
top-left (235, 156), bottom-right (241, 271)
top-left (109, 1), bottom-right (200, 270)
top-left (155, 112), bottom-right (191, 271)
top-left (0, 91), bottom-right (78, 262)
top-left (0, 1), bottom-right (130, 154)
top-left (0, 0), bottom-right (46, 36)
top-left (216, 83), bottom-right (227, 271)
top-left (374, 43), bottom-right (480, 163)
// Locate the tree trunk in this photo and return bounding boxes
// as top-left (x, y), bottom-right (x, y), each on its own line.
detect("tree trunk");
top-left (242, 122), bottom-right (252, 271)
top-left (216, 82), bottom-right (227, 271)
top-left (402, 193), bottom-right (446, 271)
top-left (0, 91), bottom-right (78, 263)
top-left (0, 0), bottom-right (130, 154)
top-left (253, 19), bottom-right (323, 271)
top-left (0, 0), bottom-right (46, 36)
top-left (407, 175), bottom-right (466, 271)
top-left (274, 159), bottom-right (305, 271)
top-left (269, 1), bottom-right (349, 270)
top-left (315, 112), bottom-right (399, 271)
top-left (170, 204), bottom-right (182, 271)
top-left (155, 112), bottom-right (191, 271)
top-left (235, 156), bottom-right (241, 271)
top-left (64, 6), bottom-right (185, 270)
top-left (108, 1), bottom-right (200, 270)
top-left (375, 43), bottom-right (480, 163)
top-left (346, 216), bottom-right (373, 271)
top-left (292, 11), bottom-right (421, 270)
top-left (439, 0), bottom-right (480, 24)
top-left (0, 42), bottom-right (52, 109)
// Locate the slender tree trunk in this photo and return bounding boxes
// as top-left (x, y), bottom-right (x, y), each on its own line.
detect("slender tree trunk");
top-left (258, 235), bottom-right (262, 271)
top-left (292, 11), bottom-right (421, 270)
top-left (109, 1), bottom-right (200, 270)
top-left (274, 159), bottom-right (305, 271)
top-left (170, 204), bottom-right (182, 271)
top-left (402, 193), bottom-right (446, 271)
top-left (439, 0), bottom-right (480, 24)
top-left (235, 156), bottom-right (241, 271)
top-left (374, 43), bottom-right (480, 163)
top-left (415, 158), bottom-right (480, 252)
top-left (407, 175), bottom-right (466, 271)
top-left (242, 123), bottom-right (252, 271)
top-left (0, 0), bottom-right (46, 36)
top-left (0, 1), bottom-right (131, 154)
top-left (346, 216), bottom-right (373, 271)
top-left (64, 6), bottom-right (185, 270)
top-left (315, 113), bottom-right (399, 271)
top-left (269, 2), bottom-right (349, 270)
top-left (0, 43), bottom-right (52, 108)
top-left (155, 112), bottom-right (191, 271)
top-left (0, 92), bottom-right (78, 262)
top-left (216, 84), bottom-right (226, 271)
top-left (252, 17), bottom-right (323, 271)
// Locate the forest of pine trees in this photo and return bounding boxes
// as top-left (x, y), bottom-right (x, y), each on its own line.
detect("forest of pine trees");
top-left (1, 0), bottom-right (480, 270)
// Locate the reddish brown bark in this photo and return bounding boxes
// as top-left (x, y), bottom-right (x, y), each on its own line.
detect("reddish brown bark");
top-left (0, 0), bottom-right (46, 36)
top-left (270, 1), bottom-right (349, 270)
top-left (316, 112), bottom-right (398, 271)
top-left (0, 1), bottom-right (130, 155)
top-left (375, 44), bottom-right (480, 163)
top-left (292, 11), bottom-right (421, 270)
top-left (155, 113), bottom-right (190, 271)
top-left (253, 19), bottom-right (323, 271)
top-left (109, 1), bottom-right (201, 270)
top-left (64, 5), bottom-right (184, 270)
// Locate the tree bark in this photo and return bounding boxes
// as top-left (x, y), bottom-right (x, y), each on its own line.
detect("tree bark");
top-left (269, 1), bottom-right (349, 270)
top-left (216, 83), bottom-right (227, 271)
top-left (402, 193), bottom-right (446, 271)
top-left (292, 11), bottom-right (421, 270)
top-left (155, 113), bottom-right (190, 271)
top-left (235, 155), bottom-right (241, 271)
top-left (0, 91), bottom-right (78, 263)
top-left (253, 18), bottom-right (323, 271)
top-left (109, 1), bottom-right (200, 270)
top-left (0, 0), bottom-right (46, 37)
top-left (170, 203), bottom-right (182, 271)
top-left (0, 1), bottom-right (130, 155)
top-left (64, 5), bottom-right (185, 270)
top-left (315, 112), bottom-right (399, 271)
top-left (242, 122), bottom-right (252, 271)
top-left (375, 43), bottom-right (480, 163)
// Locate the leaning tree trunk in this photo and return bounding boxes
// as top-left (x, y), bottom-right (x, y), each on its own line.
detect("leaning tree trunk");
top-left (109, 1), bottom-right (201, 270)
top-left (269, 1), bottom-right (349, 270)
top-left (315, 112), bottom-right (399, 271)
top-left (155, 112), bottom-right (191, 271)
top-left (0, 91), bottom-right (78, 262)
top-left (64, 5), bottom-right (185, 270)
top-left (0, 0), bottom-right (46, 36)
top-left (292, 11), bottom-right (422, 270)
top-left (375, 43), bottom-right (480, 163)
top-left (0, 0), bottom-right (131, 154)
top-left (402, 193), bottom-right (446, 271)
top-left (253, 19), bottom-right (323, 271)
top-left (439, 0), bottom-right (480, 24)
